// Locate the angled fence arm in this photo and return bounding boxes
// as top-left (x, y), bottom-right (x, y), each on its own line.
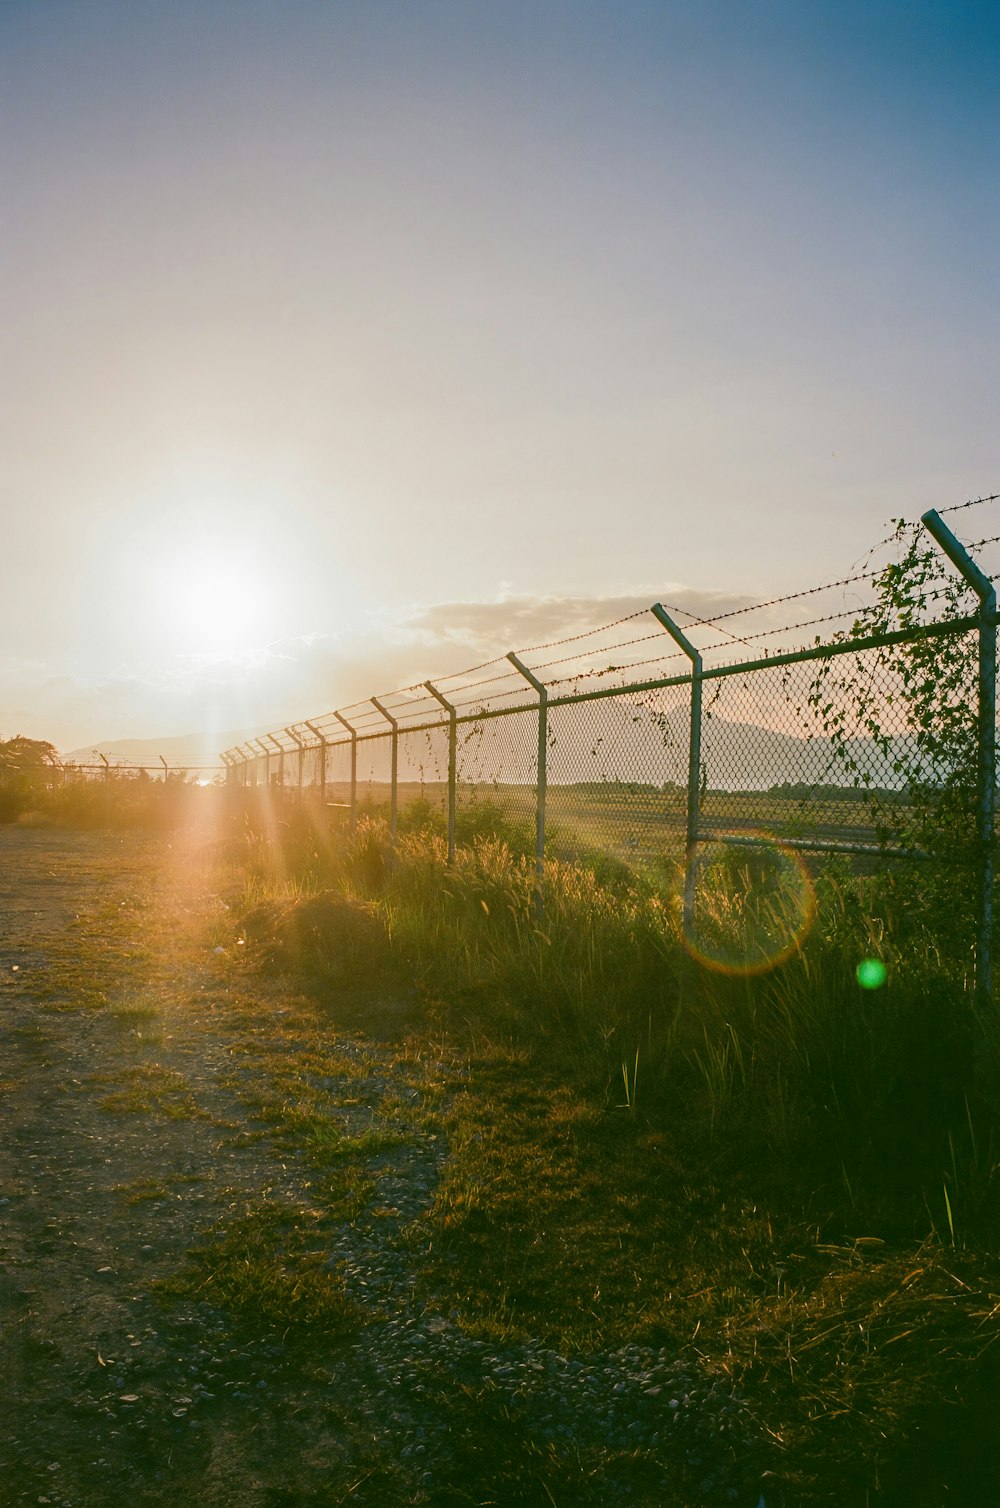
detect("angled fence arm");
top-left (371, 698), bottom-right (399, 840)
top-left (921, 509), bottom-right (996, 1013)
top-left (333, 712), bottom-right (358, 832)
top-left (303, 720), bottom-right (328, 803)
top-left (651, 604), bottom-right (703, 930)
top-left (506, 652), bottom-right (548, 899)
top-left (424, 682), bottom-right (457, 863)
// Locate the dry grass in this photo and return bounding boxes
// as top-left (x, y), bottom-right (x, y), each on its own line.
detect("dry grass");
top-left (224, 795), bottom-right (1000, 1503)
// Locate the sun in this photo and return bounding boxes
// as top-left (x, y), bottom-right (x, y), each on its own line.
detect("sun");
top-left (153, 551), bottom-right (271, 657)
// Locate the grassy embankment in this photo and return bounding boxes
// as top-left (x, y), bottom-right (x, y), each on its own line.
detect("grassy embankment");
top-left (228, 785), bottom-right (1000, 1505)
top-left (6, 776), bottom-right (1000, 1502)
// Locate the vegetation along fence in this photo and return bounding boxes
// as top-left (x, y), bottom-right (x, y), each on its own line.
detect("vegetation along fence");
top-left (223, 499), bottom-right (1000, 1004)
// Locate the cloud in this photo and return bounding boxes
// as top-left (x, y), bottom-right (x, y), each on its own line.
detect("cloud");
top-left (398, 588), bottom-right (757, 655)
top-left (2, 583), bottom-right (765, 752)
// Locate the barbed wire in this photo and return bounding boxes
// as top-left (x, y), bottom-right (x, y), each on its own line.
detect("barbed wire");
top-left (697, 582), bottom-right (975, 654)
top-left (224, 496), bottom-right (998, 763)
top-left (544, 648), bottom-right (693, 691)
top-left (527, 626), bottom-right (674, 674)
top-left (428, 666), bottom-right (524, 698)
top-left (433, 654), bottom-right (512, 686)
top-left (659, 568), bottom-right (883, 634)
top-left (518, 607), bottom-right (650, 654)
top-left (939, 493), bottom-right (1000, 515)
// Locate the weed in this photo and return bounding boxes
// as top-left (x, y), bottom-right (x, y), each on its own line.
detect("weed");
top-left (93, 1064), bottom-right (204, 1120)
top-left (221, 794), bottom-right (1000, 1499)
top-left (154, 1200), bottom-right (362, 1334)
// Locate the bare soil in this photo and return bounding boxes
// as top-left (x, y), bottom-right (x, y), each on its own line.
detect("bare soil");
top-left (0, 820), bottom-right (438, 1507)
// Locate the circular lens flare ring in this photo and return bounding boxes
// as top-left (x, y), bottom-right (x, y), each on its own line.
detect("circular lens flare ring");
top-left (682, 832), bottom-right (818, 976)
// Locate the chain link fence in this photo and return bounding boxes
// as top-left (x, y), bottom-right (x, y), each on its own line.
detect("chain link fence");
top-left (224, 501), bottom-right (999, 1000)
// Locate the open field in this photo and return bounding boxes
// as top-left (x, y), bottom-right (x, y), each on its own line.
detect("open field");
top-left (2, 790), bottom-right (999, 1504)
top-left (0, 812), bottom-right (768, 1505)
top-left (272, 778), bottom-right (913, 859)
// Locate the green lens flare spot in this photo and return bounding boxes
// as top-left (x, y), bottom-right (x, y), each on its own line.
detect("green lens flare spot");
top-left (856, 958), bottom-right (887, 990)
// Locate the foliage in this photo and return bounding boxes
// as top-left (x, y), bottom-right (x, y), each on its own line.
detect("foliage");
top-left (0, 734), bottom-right (60, 819)
top-left (0, 733), bottom-right (58, 773)
top-left (804, 519), bottom-right (981, 863)
top-left (230, 796), bottom-right (1000, 1501)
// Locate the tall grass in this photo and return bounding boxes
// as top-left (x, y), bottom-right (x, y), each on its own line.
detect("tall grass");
top-left (233, 792), bottom-right (998, 1241)
top-left (0, 772), bottom-right (230, 830)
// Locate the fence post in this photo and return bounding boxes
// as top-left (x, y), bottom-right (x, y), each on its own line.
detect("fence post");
top-left (920, 510), bottom-right (996, 1013)
top-left (267, 733), bottom-right (286, 789)
top-left (371, 697), bottom-right (399, 840)
top-left (304, 721), bottom-right (328, 806)
top-left (255, 738), bottom-right (271, 788)
top-left (333, 712), bottom-right (358, 833)
top-left (506, 652), bottom-right (548, 905)
top-left (285, 726), bottom-right (306, 797)
top-left (424, 682), bottom-right (457, 863)
top-left (651, 604), bottom-right (703, 930)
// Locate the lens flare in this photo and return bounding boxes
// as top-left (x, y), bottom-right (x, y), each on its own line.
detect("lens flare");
top-left (856, 958), bottom-right (887, 989)
top-left (683, 835), bottom-right (817, 976)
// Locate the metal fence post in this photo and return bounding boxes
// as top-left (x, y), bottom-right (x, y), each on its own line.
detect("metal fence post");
top-left (920, 510), bottom-right (996, 1012)
top-left (371, 697), bottom-right (399, 840)
top-left (304, 721), bottom-right (328, 806)
top-left (285, 726), bottom-right (306, 797)
top-left (267, 733), bottom-right (286, 789)
top-left (506, 652), bottom-right (548, 904)
top-left (333, 712), bottom-right (358, 833)
top-left (424, 681), bottom-right (457, 863)
top-left (255, 738), bottom-right (271, 787)
top-left (651, 604), bottom-right (703, 930)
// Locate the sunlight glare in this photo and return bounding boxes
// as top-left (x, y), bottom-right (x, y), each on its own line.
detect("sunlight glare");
top-left (153, 549), bottom-right (271, 657)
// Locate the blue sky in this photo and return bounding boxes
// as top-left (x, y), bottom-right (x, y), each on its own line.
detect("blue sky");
top-left (2, 0), bottom-right (997, 750)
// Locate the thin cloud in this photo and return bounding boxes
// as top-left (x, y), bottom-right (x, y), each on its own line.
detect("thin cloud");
top-left (396, 588), bottom-right (757, 655)
top-left (3, 584), bottom-right (763, 751)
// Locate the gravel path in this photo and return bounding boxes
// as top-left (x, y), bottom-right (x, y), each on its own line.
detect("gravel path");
top-left (0, 822), bottom-right (766, 1506)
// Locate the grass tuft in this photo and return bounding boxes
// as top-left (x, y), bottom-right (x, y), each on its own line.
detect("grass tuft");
top-left (154, 1200), bottom-right (362, 1335)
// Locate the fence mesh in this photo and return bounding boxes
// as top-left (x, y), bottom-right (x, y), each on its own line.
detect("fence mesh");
top-left (456, 709), bottom-right (538, 843)
top-left (545, 685), bottom-right (690, 874)
top-left (223, 501), bottom-right (997, 971)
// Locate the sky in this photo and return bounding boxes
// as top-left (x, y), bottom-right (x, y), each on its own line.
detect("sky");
top-left (2, 0), bottom-right (998, 755)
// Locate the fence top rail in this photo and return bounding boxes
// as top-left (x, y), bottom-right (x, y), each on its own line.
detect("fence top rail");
top-left (222, 611), bottom-right (985, 761)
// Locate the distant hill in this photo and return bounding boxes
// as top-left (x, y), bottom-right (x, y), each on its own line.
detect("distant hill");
top-left (536, 700), bottom-right (914, 793)
top-left (72, 697), bottom-right (921, 791)
top-left (371, 698), bottom-right (919, 794)
top-left (61, 729), bottom-right (258, 769)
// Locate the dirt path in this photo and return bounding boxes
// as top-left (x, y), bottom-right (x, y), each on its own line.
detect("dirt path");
top-left (0, 821), bottom-right (450, 1507)
top-left (1, 819), bottom-right (769, 1508)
